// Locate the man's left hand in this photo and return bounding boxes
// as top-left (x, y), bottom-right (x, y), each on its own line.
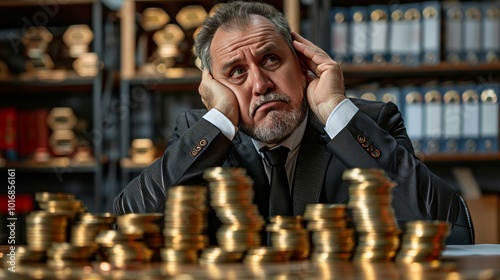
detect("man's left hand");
top-left (292, 32), bottom-right (346, 125)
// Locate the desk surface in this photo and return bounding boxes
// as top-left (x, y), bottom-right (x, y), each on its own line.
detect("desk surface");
top-left (1, 244), bottom-right (500, 279)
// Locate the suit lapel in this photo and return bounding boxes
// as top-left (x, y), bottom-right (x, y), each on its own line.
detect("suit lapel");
top-left (292, 113), bottom-right (331, 215)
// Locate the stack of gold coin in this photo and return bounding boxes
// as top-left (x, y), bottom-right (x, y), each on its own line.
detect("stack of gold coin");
top-left (71, 213), bottom-right (116, 246)
top-left (198, 247), bottom-right (244, 264)
top-left (26, 211), bottom-right (70, 251)
top-left (45, 242), bottom-right (97, 268)
top-left (35, 192), bottom-right (75, 202)
top-left (202, 167), bottom-right (264, 260)
top-left (117, 213), bottom-right (164, 262)
top-left (36, 192), bottom-right (86, 219)
top-left (1, 246), bottom-right (45, 267)
top-left (163, 185), bottom-right (208, 263)
top-left (396, 220), bottom-right (451, 263)
top-left (243, 247), bottom-right (293, 263)
top-left (303, 204), bottom-right (355, 261)
top-left (267, 215), bottom-right (309, 260)
top-left (94, 229), bottom-right (142, 261)
top-left (343, 168), bottom-right (400, 262)
top-left (107, 242), bottom-right (154, 267)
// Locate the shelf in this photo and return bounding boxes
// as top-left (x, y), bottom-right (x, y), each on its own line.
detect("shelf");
top-left (0, 0), bottom-right (98, 7)
top-left (0, 69), bottom-right (95, 87)
top-left (342, 63), bottom-right (500, 78)
top-left (0, 158), bottom-right (97, 172)
top-left (127, 67), bottom-right (201, 86)
top-left (418, 153), bottom-right (500, 164)
top-left (120, 158), bottom-right (157, 172)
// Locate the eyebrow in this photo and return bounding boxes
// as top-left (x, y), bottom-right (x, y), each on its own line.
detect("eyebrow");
top-left (220, 42), bottom-right (280, 74)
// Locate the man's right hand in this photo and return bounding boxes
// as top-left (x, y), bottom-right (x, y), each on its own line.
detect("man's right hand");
top-left (199, 69), bottom-right (240, 127)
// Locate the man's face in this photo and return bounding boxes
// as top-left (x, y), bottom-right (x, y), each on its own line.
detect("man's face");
top-left (210, 15), bottom-right (307, 143)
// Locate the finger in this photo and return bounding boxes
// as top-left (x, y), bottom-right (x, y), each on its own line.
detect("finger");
top-left (291, 31), bottom-right (314, 47)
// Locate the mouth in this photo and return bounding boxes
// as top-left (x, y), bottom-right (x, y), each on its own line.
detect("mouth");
top-left (250, 94), bottom-right (290, 118)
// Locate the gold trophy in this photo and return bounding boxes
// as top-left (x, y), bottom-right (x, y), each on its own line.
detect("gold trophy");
top-left (73, 52), bottom-right (99, 77)
top-left (176, 5), bottom-right (207, 30)
top-left (151, 24), bottom-right (185, 73)
top-left (130, 138), bottom-right (156, 164)
top-left (22, 26), bottom-right (54, 71)
top-left (140, 7), bottom-right (170, 31)
top-left (63, 24), bottom-right (94, 58)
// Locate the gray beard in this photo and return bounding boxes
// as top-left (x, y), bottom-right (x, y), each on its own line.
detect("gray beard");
top-left (240, 98), bottom-right (307, 144)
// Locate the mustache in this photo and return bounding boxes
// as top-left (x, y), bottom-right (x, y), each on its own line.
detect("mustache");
top-left (249, 93), bottom-right (291, 118)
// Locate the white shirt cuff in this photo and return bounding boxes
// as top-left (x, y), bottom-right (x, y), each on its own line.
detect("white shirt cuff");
top-left (324, 99), bottom-right (359, 139)
top-left (203, 109), bottom-right (238, 140)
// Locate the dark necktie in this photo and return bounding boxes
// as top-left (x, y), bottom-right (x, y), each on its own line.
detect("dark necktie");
top-left (261, 146), bottom-right (293, 217)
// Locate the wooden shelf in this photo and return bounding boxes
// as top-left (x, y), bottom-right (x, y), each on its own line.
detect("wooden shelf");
top-left (0, 69), bottom-right (99, 94)
top-left (342, 63), bottom-right (500, 78)
top-left (120, 158), bottom-right (157, 172)
top-left (0, 0), bottom-right (98, 7)
top-left (0, 158), bottom-right (97, 172)
top-left (418, 153), bottom-right (500, 163)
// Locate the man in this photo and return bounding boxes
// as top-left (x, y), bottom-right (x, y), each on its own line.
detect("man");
top-left (114, 1), bottom-right (472, 244)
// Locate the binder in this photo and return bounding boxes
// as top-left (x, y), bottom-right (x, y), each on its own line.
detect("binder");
top-left (460, 85), bottom-right (480, 152)
top-left (360, 91), bottom-right (377, 101)
top-left (421, 2), bottom-right (441, 65)
top-left (402, 3), bottom-right (422, 66)
top-left (441, 85), bottom-right (461, 153)
top-left (377, 87), bottom-right (402, 114)
top-left (349, 6), bottom-right (368, 65)
top-left (479, 84), bottom-right (499, 153)
top-left (389, 3), bottom-right (421, 66)
top-left (481, 2), bottom-right (500, 63)
top-left (330, 8), bottom-right (349, 64)
top-left (402, 86), bottom-right (424, 154)
top-left (388, 4), bottom-right (406, 65)
top-left (368, 5), bottom-right (389, 65)
top-left (423, 86), bottom-right (442, 154)
top-left (462, 2), bottom-right (482, 65)
top-left (443, 2), bottom-right (464, 64)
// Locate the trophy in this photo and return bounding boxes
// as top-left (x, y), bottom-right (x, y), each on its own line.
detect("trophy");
top-left (22, 26), bottom-right (54, 71)
top-left (176, 5), bottom-right (207, 31)
top-left (63, 24), bottom-right (94, 58)
top-left (140, 7), bottom-right (170, 32)
top-left (151, 24), bottom-right (185, 73)
top-left (130, 138), bottom-right (156, 164)
top-left (47, 107), bottom-right (78, 157)
top-left (73, 52), bottom-right (99, 77)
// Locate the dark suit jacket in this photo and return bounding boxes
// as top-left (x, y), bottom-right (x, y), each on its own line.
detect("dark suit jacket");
top-left (114, 98), bottom-right (460, 240)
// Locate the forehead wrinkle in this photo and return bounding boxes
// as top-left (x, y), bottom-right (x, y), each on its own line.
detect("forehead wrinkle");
top-left (219, 41), bottom-right (280, 75)
top-left (212, 21), bottom-right (280, 74)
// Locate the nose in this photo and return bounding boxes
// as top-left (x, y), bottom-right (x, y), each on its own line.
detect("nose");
top-left (251, 67), bottom-right (274, 95)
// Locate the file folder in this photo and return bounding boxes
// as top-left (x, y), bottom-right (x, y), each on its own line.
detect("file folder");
top-left (460, 85), bottom-right (480, 152)
top-left (421, 2), bottom-right (441, 65)
top-left (462, 2), bottom-right (482, 65)
top-left (441, 86), bottom-right (461, 153)
top-left (368, 5), bottom-right (389, 65)
top-left (423, 86), bottom-right (442, 154)
top-left (482, 2), bottom-right (500, 63)
top-left (349, 6), bottom-right (369, 65)
top-left (479, 84), bottom-right (499, 152)
top-left (330, 8), bottom-right (350, 64)
top-left (443, 2), bottom-right (464, 64)
top-left (403, 86), bottom-right (424, 154)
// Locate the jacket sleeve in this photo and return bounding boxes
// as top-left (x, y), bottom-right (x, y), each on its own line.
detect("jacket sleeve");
top-left (113, 110), bottom-right (233, 214)
top-left (327, 100), bottom-right (460, 226)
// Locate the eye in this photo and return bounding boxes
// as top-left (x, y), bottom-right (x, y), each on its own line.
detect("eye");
top-left (263, 55), bottom-right (280, 67)
top-left (230, 67), bottom-right (246, 78)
